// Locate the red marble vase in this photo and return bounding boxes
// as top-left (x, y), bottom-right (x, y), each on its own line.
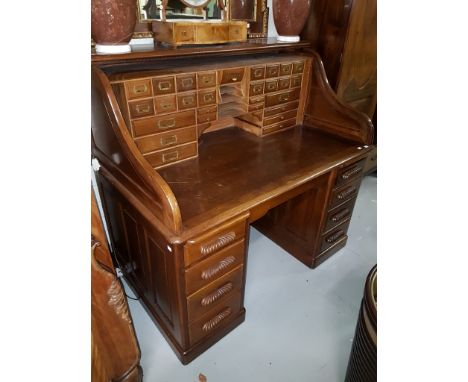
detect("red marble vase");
top-left (272, 0), bottom-right (311, 42)
top-left (91, 0), bottom-right (137, 53)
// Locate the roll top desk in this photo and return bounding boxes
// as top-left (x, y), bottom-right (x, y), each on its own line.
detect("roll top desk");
top-left (91, 40), bottom-right (374, 364)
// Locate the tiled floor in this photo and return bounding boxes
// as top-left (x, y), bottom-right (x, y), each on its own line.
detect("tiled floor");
top-left (123, 174), bottom-right (377, 382)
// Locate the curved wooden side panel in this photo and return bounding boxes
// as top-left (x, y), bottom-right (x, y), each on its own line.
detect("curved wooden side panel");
top-left (302, 49), bottom-right (374, 145)
top-left (91, 65), bottom-right (183, 233)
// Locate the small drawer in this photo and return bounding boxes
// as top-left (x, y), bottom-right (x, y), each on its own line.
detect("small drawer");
top-left (187, 265), bottom-right (244, 323)
top-left (265, 79), bottom-right (279, 93)
top-left (249, 81), bottom-right (264, 96)
top-left (132, 110), bottom-right (196, 137)
top-left (329, 178), bottom-right (362, 209)
top-left (292, 61), bottom-right (305, 74)
top-left (263, 109), bottom-right (297, 127)
top-left (264, 101), bottom-right (299, 117)
top-left (280, 63), bottom-right (292, 76)
top-left (198, 89), bottom-right (217, 107)
top-left (278, 77), bottom-right (290, 90)
top-left (175, 25), bottom-right (195, 43)
top-left (336, 158), bottom-right (366, 186)
top-left (184, 216), bottom-right (247, 266)
top-left (250, 66), bottom-right (265, 80)
top-left (177, 92), bottom-right (197, 110)
top-left (229, 24), bottom-right (245, 40)
top-left (185, 240), bottom-right (245, 296)
top-left (188, 292), bottom-right (242, 346)
top-left (265, 64), bottom-right (279, 78)
top-left (320, 220), bottom-right (351, 252)
top-left (134, 126), bottom-right (197, 153)
top-left (125, 79), bottom-right (152, 100)
top-left (248, 102), bottom-right (264, 112)
top-left (143, 141), bottom-right (197, 168)
top-left (290, 75), bottom-right (302, 88)
top-left (220, 68), bottom-right (245, 84)
top-left (198, 105), bottom-right (217, 115)
top-left (197, 112), bottom-right (217, 124)
top-left (324, 197), bottom-right (357, 233)
top-left (176, 74), bottom-right (196, 92)
top-left (128, 99), bottom-right (154, 119)
top-left (249, 95), bottom-right (264, 104)
top-left (265, 88), bottom-right (301, 107)
top-left (154, 94), bottom-right (177, 114)
top-left (263, 118), bottom-right (296, 135)
top-left (152, 76), bottom-right (175, 96)
top-left (197, 72), bottom-right (217, 89)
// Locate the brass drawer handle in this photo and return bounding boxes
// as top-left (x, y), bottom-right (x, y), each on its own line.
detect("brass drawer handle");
top-left (201, 282), bottom-right (234, 307)
top-left (279, 94), bottom-right (289, 102)
top-left (157, 118), bottom-right (176, 130)
top-left (158, 81), bottom-right (172, 91)
top-left (201, 256), bottom-right (236, 280)
top-left (203, 93), bottom-right (215, 103)
top-left (337, 186), bottom-right (357, 200)
top-left (181, 78), bottom-right (194, 88)
top-left (342, 166), bottom-right (363, 180)
top-left (231, 77), bottom-right (238, 82)
top-left (160, 103), bottom-right (173, 109)
top-left (132, 84), bottom-right (148, 94)
top-left (160, 135), bottom-right (177, 146)
top-left (202, 76), bottom-right (213, 84)
top-left (162, 151), bottom-right (179, 163)
top-left (182, 96), bottom-right (195, 106)
top-left (200, 232), bottom-right (236, 256)
top-left (326, 230), bottom-right (345, 244)
top-left (202, 307), bottom-right (232, 332)
top-left (331, 208), bottom-right (350, 223)
top-left (136, 104), bottom-right (150, 113)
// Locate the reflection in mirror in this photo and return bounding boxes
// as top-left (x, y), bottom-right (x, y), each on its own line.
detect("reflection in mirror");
top-left (139, 0), bottom-right (222, 21)
top-left (230, 0), bottom-right (256, 22)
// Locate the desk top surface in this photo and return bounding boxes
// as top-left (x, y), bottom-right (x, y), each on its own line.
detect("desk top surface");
top-left (157, 126), bottom-right (370, 229)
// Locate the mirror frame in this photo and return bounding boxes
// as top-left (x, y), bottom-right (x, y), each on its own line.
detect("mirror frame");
top-left (132, 0), bottom-right (268, 39)
top-left (179, 0), bottom-right (211, 8)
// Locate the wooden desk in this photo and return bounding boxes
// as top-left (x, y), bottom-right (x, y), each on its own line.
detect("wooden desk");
top-left (91, 40), bottom-right (374, 364)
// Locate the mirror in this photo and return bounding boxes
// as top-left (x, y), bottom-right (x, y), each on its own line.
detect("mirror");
top-left (229, 0), bottom-right (256, 22)
top-left (138, 0), bottom-right (222, 21)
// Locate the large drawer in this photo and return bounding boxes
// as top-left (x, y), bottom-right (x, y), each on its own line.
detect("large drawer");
top-left (265, 88), bottom-right (301, 107)
top-left (143, 141), bottom-right (197, 168)
top-left (324, 197), bottom-right (357, 233)
top-left (185, 240), bottom-right (245, 296)
top-left (134, 126), bottom-right (197, 153)
top-left (132, 110), bottom-right (196, 137)
top-left (187, 265), bottom-right (244, 323)
top-left (329, 178), bottom-right (362, 209)
top-left (320, 220), bottom-right (351, 253)
top-left (188, 292), bottom-right (242, 346)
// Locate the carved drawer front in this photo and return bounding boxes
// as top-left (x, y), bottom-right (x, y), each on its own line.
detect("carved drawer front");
top-left (143, 141), bottom-right (197, 168)
top-left (265, 88), bottom-right (301, 107)
top-left (249, 95), bottom-right (265, 105)
top-left (249, 81), bottom-right (264, 96)
top-left (198, 89), bottom-right (217, 107)
top-left (262, 118), bottom-right (296, 135)
top-left (152, 76), bottom-right (176, 95)
top-left (154, 94), bottom-right (177, 114)
top-left (290, 75), bottom-right (302, 88)
top-left (176, 74), bottom-right (196, 92)
top-left (185, 239), bottom-right (245, 295)
top-left (329, 178), bottom-right (362, 209)
top-left (248, 102), bottom-right (265, 112)
top-left (128, 99), bottom-right (155, 119)
top-left (278, 77), bottom-right (290, 90)
top-left (263, 101), bottom-right (299, 117)
top-left (177, 92), bottom-right (197, 110)
top-left (324, 197), bottom-right (357, 233)
top-left (263, 109), bottom-right (297, 127)
top-left (174, 25), bottom-right (195, 43)
top-left (292, 61), bottom-right (305, 74)
top-left (134, 126), bottom-right (197, 153)
top-left (265, 64), bottom-right (279, 78)
top-left (250, 66), bottom-right (265, 80)
top-left (264, 79), bottom-right (279, 94)
top-left (220, 68), bottom-right (245, 84)
top-left (132, 110), bottom-right (196, 137)
top-left (335, 158), bottom-right (367, 186)
top-left (187, 265), bottom-right (243, 323)
top-left (197, 112), bottom-right (217, 124)
top-left (184, 217), bottom-right (247, 266)
top-left (280, 63), bottom-right (292, 76)
top-left (125, 79), bottom-right (152, 100)
top-left (320, 220), bottom-right (351, 252)
top-left (188, 292), bottom-right (242, 346)
top-left (197, 72), bottom-right (217, 89)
